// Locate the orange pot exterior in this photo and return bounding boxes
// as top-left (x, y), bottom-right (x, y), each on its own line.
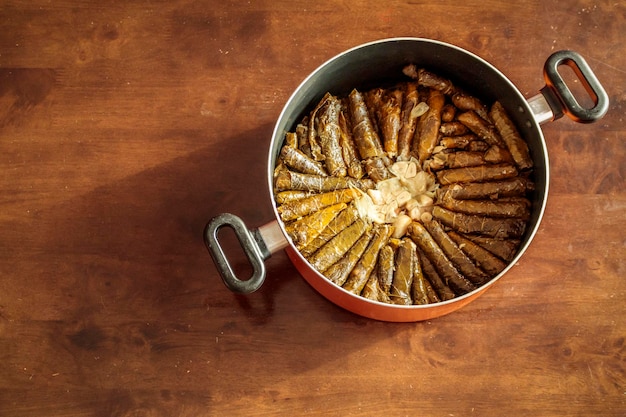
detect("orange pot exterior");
top-left (260, 38), bottom-right (552, 322)
top-left (285, 247), bottom-right (490, 322)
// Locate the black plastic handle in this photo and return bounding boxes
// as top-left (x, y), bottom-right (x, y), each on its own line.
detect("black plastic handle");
top-left (540, 50), bottom-right (609, 123)
top-left (204, 213), bottom-right (270, 294)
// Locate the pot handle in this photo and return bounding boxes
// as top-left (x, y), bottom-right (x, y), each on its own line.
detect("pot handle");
top-left (204, 214), bottom-right (289, 294)
top-left (528, 50), bottom-right (609, 125)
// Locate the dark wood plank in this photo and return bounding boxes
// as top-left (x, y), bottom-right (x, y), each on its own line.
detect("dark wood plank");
top-left (0, 0), bottom-right (624, 416)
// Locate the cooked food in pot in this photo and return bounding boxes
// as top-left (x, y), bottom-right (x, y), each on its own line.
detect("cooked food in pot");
top-left (273, 65), bottom-right (534, 305)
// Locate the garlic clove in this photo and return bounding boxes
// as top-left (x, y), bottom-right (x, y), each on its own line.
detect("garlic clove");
top-left (392, 214), bottom-right (413, 239)
top-left (409, 206), bottom-right (422, 220)
top-left (368, 189), bottom-right (384, 205)
top-left (420, 211), bottom-right (433, 223)
top-left (396, 190), bottom-right (412, 206)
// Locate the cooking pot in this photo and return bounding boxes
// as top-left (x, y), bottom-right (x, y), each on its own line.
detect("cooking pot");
top-left (204, 38), bottom-right (608, 322)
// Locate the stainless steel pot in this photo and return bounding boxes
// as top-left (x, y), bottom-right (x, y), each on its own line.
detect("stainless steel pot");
top-left (204, 38), bottom-right (608, 322)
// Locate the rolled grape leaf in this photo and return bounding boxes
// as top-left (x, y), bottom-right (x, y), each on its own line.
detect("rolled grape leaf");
top-left (348, 89), bottom-right (384, 159)
top-left (438, 194), bottom-right (531, 219)
top-left (448, 231), bottom-right (508, 276)
top-left (432, 206), bottom-right (527, 239)
top-left (397, 82), bottom-right (422, 159)
top-left (275, 190), bottom-right (311, 205)
top-left (317, 94), bottom-right (347, 177)
top-left (411, 253), bottom-right (439, 305)
top-left (490, 101), bottom-right (533, 170)
top-left (280, 144), bottom-right (328, 176)
top-left (422, 218), bottom-right (488, 285)
top-left (417, 249), bottom-right (455, 301)
top-left (324, 227), bottom-right (375, 286)
top-left (274, 169), bottom-right (374, 193)
top-left (462, 234), bottom-right (521, 262)
top-left (338, 108), bottom-right (365, 179)
top-left (436, 164), bottom-right (518, 185)
top-left (343, 224), bottom-right (394, 295)
top-left (362, 268), bottom-right (392, 304)
top-left (437, 177), bottom-right (533, 200)
top-left (300, 204), bottom-right (360, 258)
top-left (457, 111), bottom-right (504, 147)
top-left (377, 244), bottom-right (396, 294)
top-left (415, 88), bottom-right (445, 163)
top-left (377, 88), bottom-right (403, 157)
top-left (389, 238), bottom-right (416, 305)
top-left (408, 222), bottom-right (475, 295)
top-left (308, 219), bottom-right (371, 273)
top-left (452, 92), bottom-right (489, 121)
top-left (277, 188), bottom-right (362, 222)
top-left (284, 203), bottom-right (347, 250)
top-left (439, 121), bottom-right (468, 136)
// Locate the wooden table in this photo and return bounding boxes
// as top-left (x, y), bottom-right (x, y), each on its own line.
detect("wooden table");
top-left (1, 1), bottom-right (624, 415)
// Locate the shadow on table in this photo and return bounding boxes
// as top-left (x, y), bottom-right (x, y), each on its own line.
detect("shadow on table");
top-left (25, 121), bottom-right (442, 399)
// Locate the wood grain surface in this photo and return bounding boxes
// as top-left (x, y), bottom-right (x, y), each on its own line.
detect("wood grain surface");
top-left (1, 0), bottom-right (624, 416)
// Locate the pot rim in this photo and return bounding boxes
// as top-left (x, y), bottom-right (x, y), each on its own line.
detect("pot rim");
top-left (265, 37), bottom-right (550, 316)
